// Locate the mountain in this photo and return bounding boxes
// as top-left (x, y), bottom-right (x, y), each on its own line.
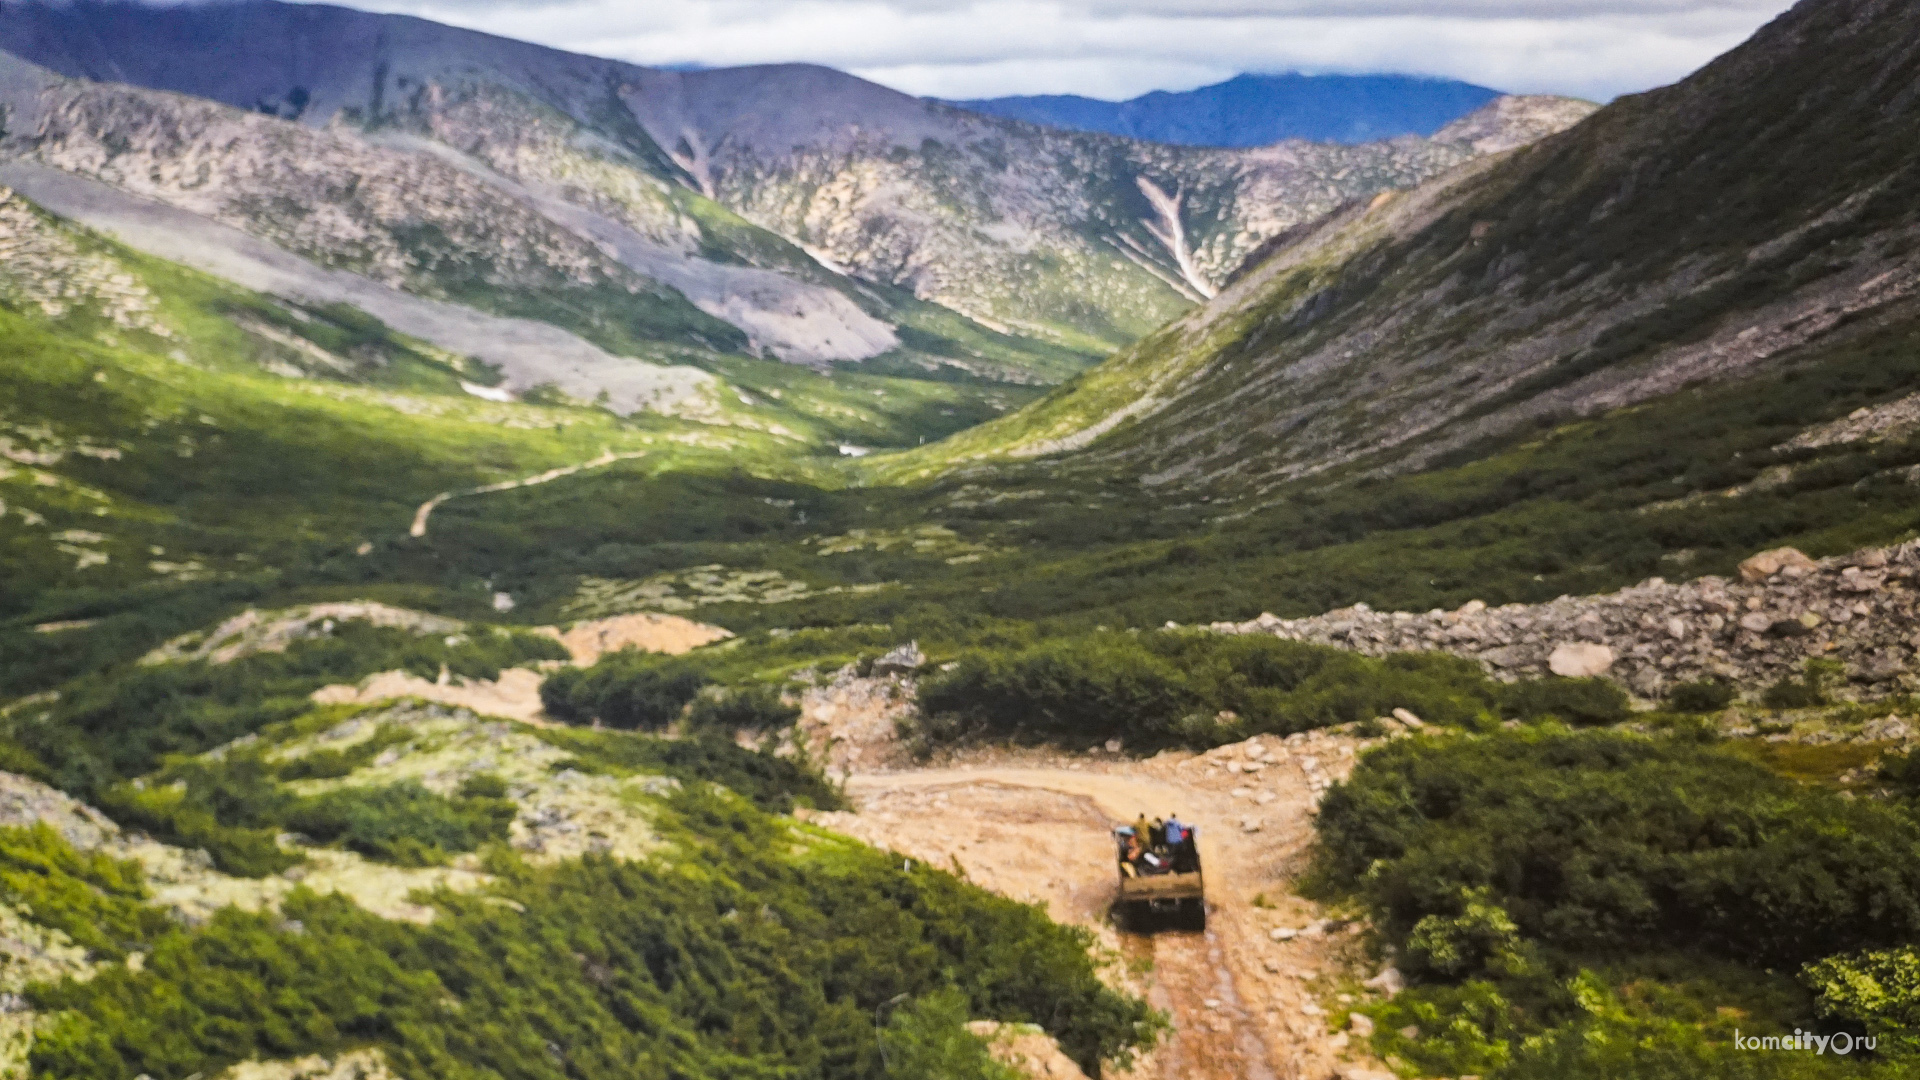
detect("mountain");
top-left (0, 0), bottom-right (1590, 366)
top-left (952, 72), bottom-right (1508, 148)
top-left (905, 0), bottom-right (1920, 500)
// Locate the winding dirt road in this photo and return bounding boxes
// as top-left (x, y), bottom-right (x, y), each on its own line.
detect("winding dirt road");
top-left (821, 737), bottom-right (1389, 1080)
top-left (410, 450), bottom-right (645, 538)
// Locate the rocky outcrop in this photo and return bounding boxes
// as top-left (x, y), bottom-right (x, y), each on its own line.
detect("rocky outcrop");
top-left (142, 603), bottom-right (464, 665)
top-left (794, 663), bottom-right (918, 775)
top-left (0, 185), bottom-right (167, 335)
top-left (1208, 543), bottom-right (1920, 702)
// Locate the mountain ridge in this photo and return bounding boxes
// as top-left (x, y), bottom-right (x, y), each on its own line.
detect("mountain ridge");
top-left (951, 72), bottom-right (1507, 148)
top-left (0, 0), bottom-right (1593, 361)
top-left (888, 0), bottom-right (1920, 499)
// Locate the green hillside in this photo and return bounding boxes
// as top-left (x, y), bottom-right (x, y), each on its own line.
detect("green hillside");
top-left (881, 0), bottom-right (1920, 499)
top-left (6, 1), bottom-right (1920, 1078)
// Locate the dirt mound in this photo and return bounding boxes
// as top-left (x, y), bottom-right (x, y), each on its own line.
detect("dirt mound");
top-left (970, 1022), bottom-right (1090, 1080)
top-left (543, 612), bottom-right (734, 665)
top-left (311, 667), bottom-right (549, 724)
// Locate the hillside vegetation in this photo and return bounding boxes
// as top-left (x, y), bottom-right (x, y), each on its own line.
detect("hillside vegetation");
top-left (889, 0), bottom-right (1920, 500)
top-left (7, 0), bottom-right (1920, 1077)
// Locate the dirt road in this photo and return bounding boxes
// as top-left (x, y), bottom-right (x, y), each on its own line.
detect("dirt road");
top-left (410, 450), bottom-right (645, 538)
top-left (821, 735), bottom-right (1391, 1080)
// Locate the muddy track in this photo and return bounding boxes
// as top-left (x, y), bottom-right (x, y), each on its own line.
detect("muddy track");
top-left (829, 747), bottom-right (1382, 1080)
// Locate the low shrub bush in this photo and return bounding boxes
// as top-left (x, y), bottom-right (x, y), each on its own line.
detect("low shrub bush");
top-left (284, 781), bottom-right (514, 866)
top-left (1665, 679), bottom-right (1735, 714)
top-left (1314, 729), bottom-right (1920, 969)
top-left (915, 631), bottom-right (1629, 752)
top-left (541, 652), bottom-right (712, 730)
top-left (685, 685), bottom-right (802, 731)
top-left (1500, 677), bottom-right (1630, 726)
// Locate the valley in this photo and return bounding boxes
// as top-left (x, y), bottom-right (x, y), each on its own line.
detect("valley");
top-left (2, 0), bottom-right (1920, 1078)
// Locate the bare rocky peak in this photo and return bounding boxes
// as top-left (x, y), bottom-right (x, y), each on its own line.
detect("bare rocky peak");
top-left (624, 64), bottom-right (968, 162)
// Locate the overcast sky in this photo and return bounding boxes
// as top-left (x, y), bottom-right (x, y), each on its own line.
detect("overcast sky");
top-left (314, 0), bottom-right (1801, 102)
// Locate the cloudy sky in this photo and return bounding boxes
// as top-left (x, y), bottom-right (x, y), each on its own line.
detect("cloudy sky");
top-left (315, 0), bottom-right (1800, 102)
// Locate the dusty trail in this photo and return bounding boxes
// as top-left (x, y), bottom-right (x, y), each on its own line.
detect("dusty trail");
top-left (829, 740), bottom-right (1386, 1080)
top-left (410, 450), bottom-right (644, 538)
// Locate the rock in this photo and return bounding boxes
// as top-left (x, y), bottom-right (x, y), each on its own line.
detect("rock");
top-left (1548, 642), bottom-right (1615, 677)
top-left (1739, 612), bottom-right (1775, 633)
top-left (1271, 927), bottom-right (1298, 941)
top-left (871, 641), bottom-right (926, 676)
top-left (1362, 965), bottom-right (1405, 997)
top-left (1398, 1025), bottom-right (1421, 1040)
top-left (1862, 717), bottom-right (1912, 742)
top-left (1391, 708), bottom-right (1425, 729)
top-left (1336, 1066), bottom-right (1397, 1080)
top-left (1739, 547), bottom-right (1817, 582)
top-left (1348, 1013), bottom-right (1376, 1038)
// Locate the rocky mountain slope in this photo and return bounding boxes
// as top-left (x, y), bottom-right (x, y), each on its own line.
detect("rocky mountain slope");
top-left (904, 0), bottom-right (1920, 496)
top-left (953, 72), bottom-right (1504, 148)
top-left (0, 0), bottom-right (1591, 360)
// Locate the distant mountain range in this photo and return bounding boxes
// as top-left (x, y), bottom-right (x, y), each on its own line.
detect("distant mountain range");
top-left (951, 73), bottom-right (1508, 147)
top-left (0, 0), bottom-right (1589, 385)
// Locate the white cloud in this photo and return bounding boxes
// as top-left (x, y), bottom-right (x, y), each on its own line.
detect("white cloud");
top-left (308, 0), bottom-right (1800, 101)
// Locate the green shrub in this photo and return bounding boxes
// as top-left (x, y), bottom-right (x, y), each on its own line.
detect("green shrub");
top-left (13, 623), bottom-right (564, 798)
top-left (537, 726), bottom-right (843, 813)
top-left (1405, 888), bottom-right (1524, 977)
top-left (284, 781), bottom-right (512, 866)
top-left (1805, 947), bottom-right (1920, 1059)
top-left (1665, 680), bottom-right (1735, 714)
top-left (685, 685), bottom-right (802, 731)
top-left (1762, 658), bottom-right (1845, 710)
top-left (1314, 729), bottom-right (1920, 968)
top-left (456, 772), bottom-right (510, 800)
top-left (880, 988), bottom-right (1022, 1080)
top-left (915, 635), bottom-right (1201, 750)
top-left (272, 723), bottom-right (411, 781)
top-left (97, 755), bottom-right (301, 877)
top-left (540, 652), bottom-right (712, 730)
top-left (1501, 677), bottom-right (1631, 726)
top-left (915, 632), bottom-right (1503, 752)
top-left (27, 788), bottom-right (1158, 1080)
top-left (0, 824), bottom-right (172, 959)
top-left (1879, 748), bottom-right (1920, 800)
